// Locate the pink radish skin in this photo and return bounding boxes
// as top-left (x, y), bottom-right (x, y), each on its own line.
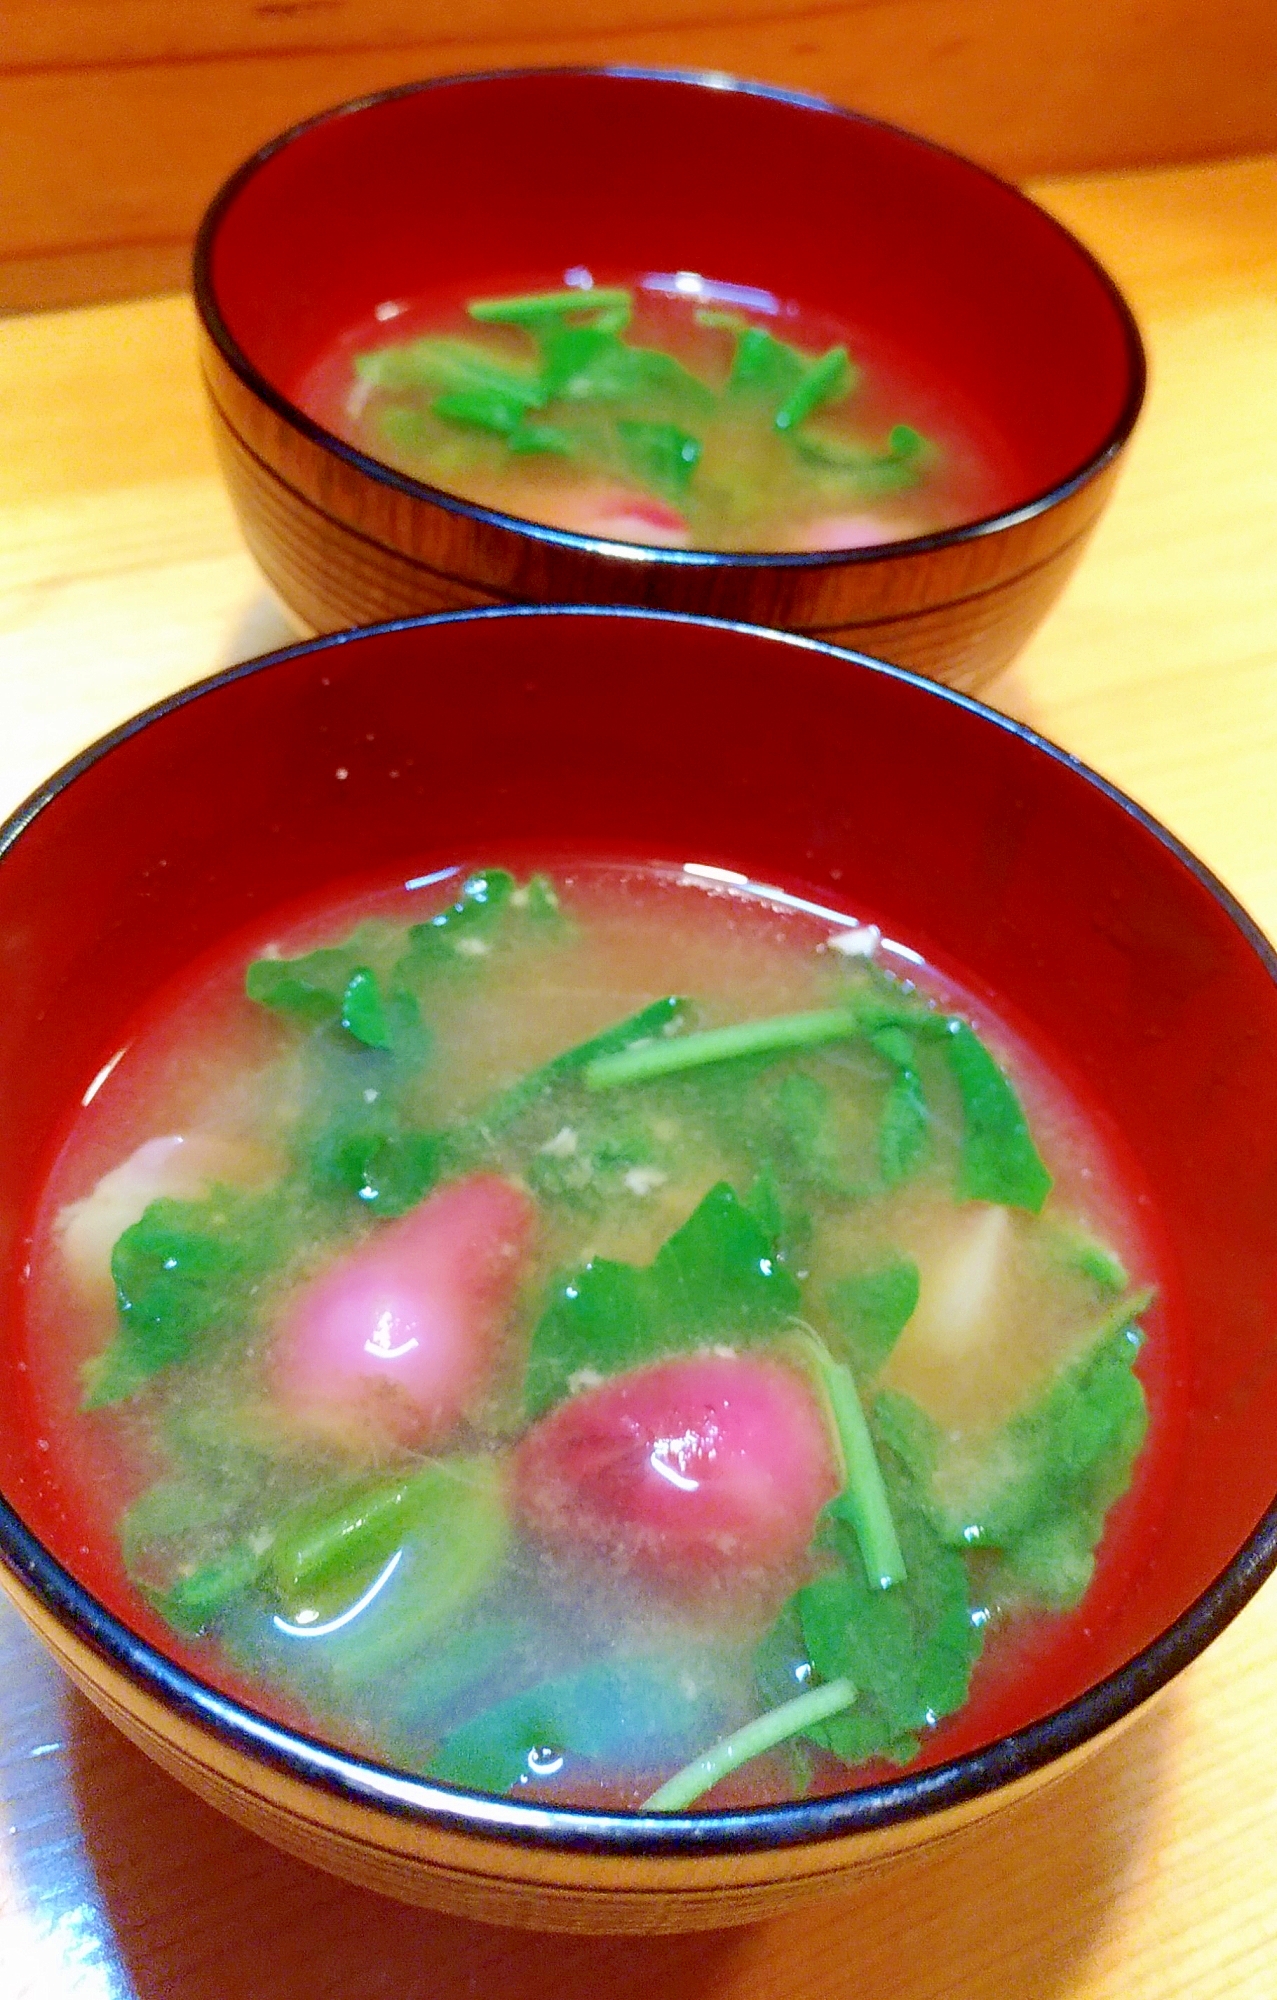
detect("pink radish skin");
top-left (513, 1353), bottom-right (840, 1597)
top-left (539, 483), bottom-right (691, 548)
top-left (783, 513), bottom-right (907, 553)
top-left (268, 1175), bottom-right (535, 1454)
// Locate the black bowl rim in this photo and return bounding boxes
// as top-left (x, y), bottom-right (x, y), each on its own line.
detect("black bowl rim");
top-left (192, 64), bottom-right (1147, 574)
top-left (2, 604), bottom-right (1273, 1861)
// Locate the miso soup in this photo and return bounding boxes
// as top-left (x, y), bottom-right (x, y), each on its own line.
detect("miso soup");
top-left (25, 862), bottom-right (1169, 1811)
top-left (296, 274), bottom-right (1015, 553)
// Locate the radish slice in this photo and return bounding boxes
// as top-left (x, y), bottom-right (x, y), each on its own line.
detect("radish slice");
top-left (540, 483), bottom-right (691, 547)
top-left (269, 1175), bottom-right (535, 1455)
top-left (513, 1352), bottom-right (840, 1599)
top-left (908, 1204), bottom-right (1013, 1360)
top-left (782, 513), bottom-right (907, 552)
top-left (57, 1133), bottom-right (278, 1309)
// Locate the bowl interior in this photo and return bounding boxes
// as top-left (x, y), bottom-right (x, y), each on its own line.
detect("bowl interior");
top-left (203, 71), bottom-right (1139, 524)
top-left (2, 610), bottom-right (1274, 1785)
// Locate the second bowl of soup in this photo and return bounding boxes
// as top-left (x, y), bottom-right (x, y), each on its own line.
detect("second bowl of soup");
top-left (194, 68), bottom-right (1145, 690)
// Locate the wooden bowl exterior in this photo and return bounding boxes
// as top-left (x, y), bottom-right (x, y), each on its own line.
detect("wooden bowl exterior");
top-left (9, 610), bottom-right (1276, 1937)
top-left (0, 1557), bottom-right (1138, 1933)
top-left (194, 70), bottom-right (1144, 691)
top-left (202, 330), bottom-right (1118, 691)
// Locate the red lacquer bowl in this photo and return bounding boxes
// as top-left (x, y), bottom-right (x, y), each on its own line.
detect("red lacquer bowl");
top-left (1, 609), bottom-right (1274, 1934)
top-left (194, 69), bottom-right (1144, 692)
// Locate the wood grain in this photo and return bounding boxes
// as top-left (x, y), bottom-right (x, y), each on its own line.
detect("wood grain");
top-left (205, 333), bottom-right (1120, 692)
top-left (5, 0), bottom-right (1277, 311)
top-left (190, 66), bottom-right (1143, 691)
top-left (4, 1529), bottom-right (1277, 1993)
top-left (1, 147), bottom-right (1277, 1986)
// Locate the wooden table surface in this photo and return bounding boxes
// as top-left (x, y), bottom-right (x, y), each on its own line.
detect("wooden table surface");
top-left (2, 151), bottom-right (1277, 1998)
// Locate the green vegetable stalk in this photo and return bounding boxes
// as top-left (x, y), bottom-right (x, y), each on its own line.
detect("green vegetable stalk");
top-left (584, 1005), bottom-right (897, 1090)
top-left (353, 287), bottom-right (932, 542)
top-left (790, 1331), bottom-right (907, 1590)
top-left (477, 994), bottom-right (695, 1136)
top-left (641, 1677), bottom-right (856, 1812)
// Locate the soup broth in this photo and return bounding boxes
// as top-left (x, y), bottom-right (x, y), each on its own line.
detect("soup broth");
top-left (295, 275), bottom-right (1015, 553)
top-left (25, 863), bottom-right (1166, 1811)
